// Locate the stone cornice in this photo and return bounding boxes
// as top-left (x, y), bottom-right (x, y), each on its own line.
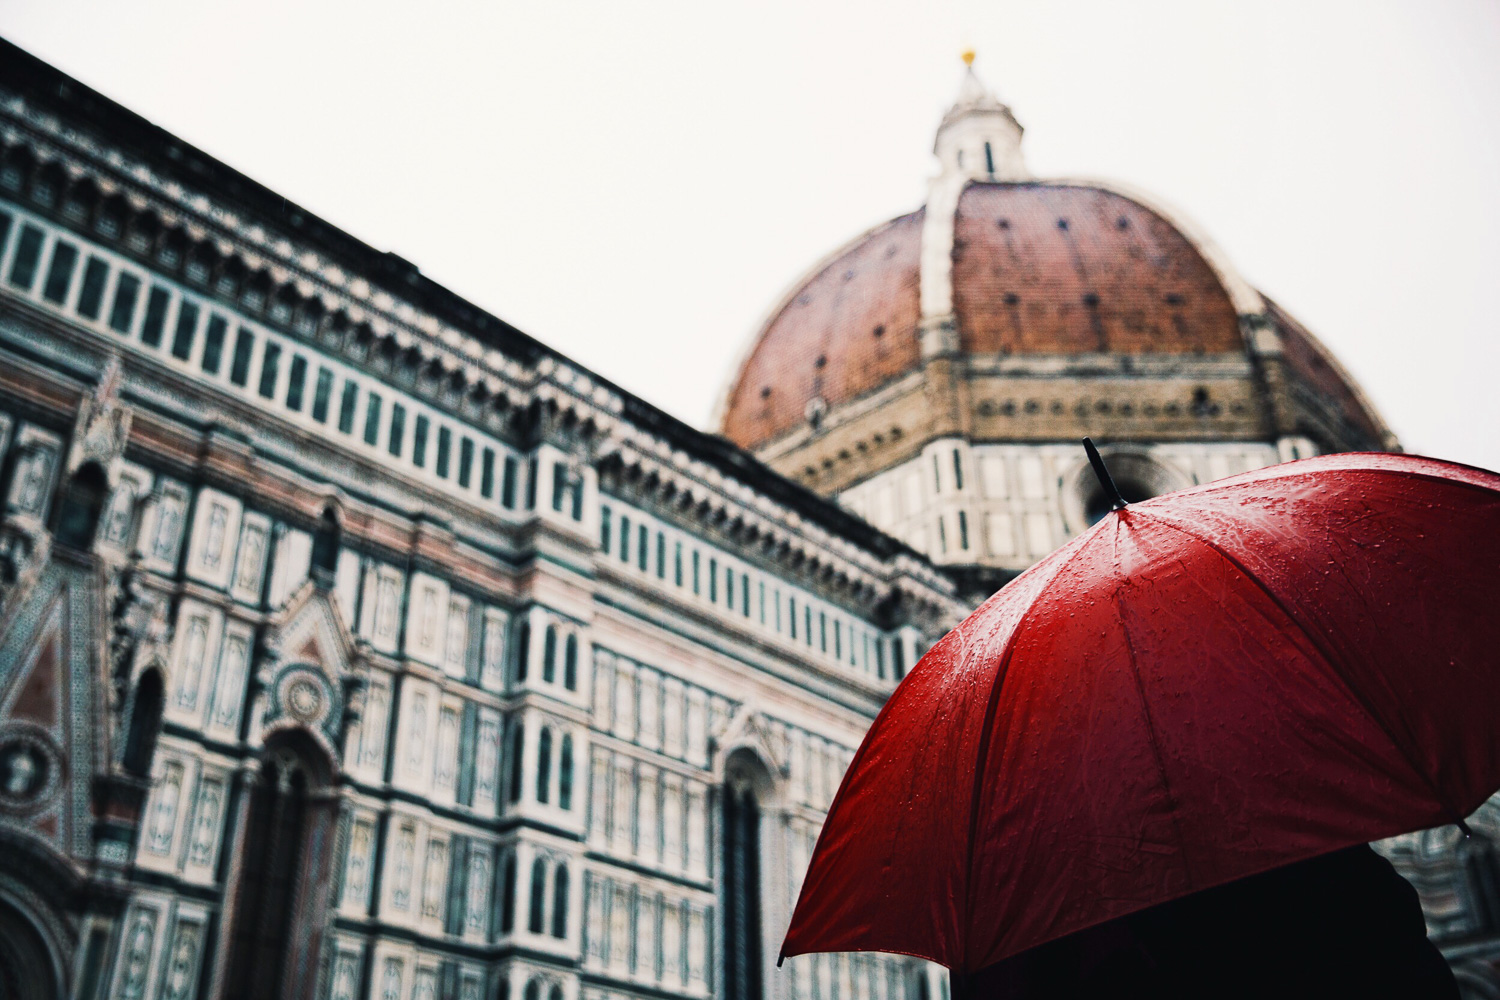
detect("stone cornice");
top-left (597, 428), bottom-right (955, 615)
top-left (0, 89), bottom-right (625, 440)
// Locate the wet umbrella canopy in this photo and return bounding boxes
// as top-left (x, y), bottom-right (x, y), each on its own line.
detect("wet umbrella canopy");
top-left (781, 452), bottom-right (1500, 976)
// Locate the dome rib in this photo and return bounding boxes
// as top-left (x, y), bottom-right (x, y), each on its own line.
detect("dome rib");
top-left (1265, 298), bottom-right (1397, 450)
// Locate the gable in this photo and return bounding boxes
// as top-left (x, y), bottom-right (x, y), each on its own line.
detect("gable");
top-left (0, 565), bottom-right (106, 861)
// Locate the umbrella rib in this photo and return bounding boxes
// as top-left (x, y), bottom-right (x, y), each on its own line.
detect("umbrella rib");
top-left (1110, 517), bottom-right (1198, 895)
top-left (1131, 508), bottom-right (1470, 829)
top-left (956, 532), bottom-right (1102, 974)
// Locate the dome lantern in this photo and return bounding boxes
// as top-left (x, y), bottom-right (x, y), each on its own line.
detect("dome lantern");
top-left (933, 54), bottom-right (1028, 184)
top-left (918, 54), bottom-right (1029, 355)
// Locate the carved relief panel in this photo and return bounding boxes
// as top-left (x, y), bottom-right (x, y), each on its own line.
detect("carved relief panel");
top-left (184, 487), bottom-right (242, 589)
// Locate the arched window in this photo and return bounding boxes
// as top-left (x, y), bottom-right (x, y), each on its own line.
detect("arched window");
top-left (542, 626), bottom-right (557, 684)
top-left (563, 634), bottom-right (578, 691)
top-left (507, 722), bottom-right (525, 803)
top-left (551, 864), bottom-right (569, 938)
top-left (514, 622), bottom-right (530, 683)
top-left (723, 769), bottom-right (764, 1000)
top-left (550, 984), bottom-right (565, 1000)
top-left (524, 980), bottom-right (540, 1000)
top-left (310, 507), bottom-right (340, 579)
top-left (498, 979), bottom-right (511, 1000)
top-left (122, 669), bottom-right (164, 777)
top-left (528, 858), bottom-right (547, 933)
top-left (54, 461), bottom-right (108, 549)
top-left (551, 462), bottom-right (568, 513)
top-left (536, 728), bottom-right (552, 804)
top-left (500, 851), bottom-right (517, 933)
top-left (224, 744), bottom-right (330, 1000)
top-left (558, 735), bottom-right (574, 812)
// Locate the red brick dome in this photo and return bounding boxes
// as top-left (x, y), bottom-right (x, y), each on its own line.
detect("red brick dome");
top-left (719, 182), bottom-right (1245, 451)
top-left (720, 209), bottom-right (925, 452)
top-left (718, 61), bottom-right (1394, 466)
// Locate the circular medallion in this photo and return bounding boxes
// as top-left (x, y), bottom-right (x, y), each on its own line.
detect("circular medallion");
top-left (277, 669), bottom-right (328, 725)
top-left (0, 725), bottom-right (64, 815)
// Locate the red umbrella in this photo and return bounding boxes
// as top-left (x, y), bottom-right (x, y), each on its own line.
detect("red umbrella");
top-left (781, 450), bottom-right (1500, 977)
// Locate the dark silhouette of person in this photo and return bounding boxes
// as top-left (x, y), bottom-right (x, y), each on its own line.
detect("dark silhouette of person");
top-left (965, 844), bottom-right (1459, 999)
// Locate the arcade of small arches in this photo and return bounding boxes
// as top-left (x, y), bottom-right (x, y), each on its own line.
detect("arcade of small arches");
top-left (0, 135), bottom-right (543, 422)
top-left (489, 847), bottom-right (572, 941)
top-left (524, 725), bottom-right (576, 811)
top-left (514, 975), bottom-right (568, 1000)
top-left (514, 620), bottom-right (583, 693)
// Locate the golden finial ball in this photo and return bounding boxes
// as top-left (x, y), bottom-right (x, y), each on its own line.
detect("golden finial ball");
top-left (961, 49), bottom-right (976, 66)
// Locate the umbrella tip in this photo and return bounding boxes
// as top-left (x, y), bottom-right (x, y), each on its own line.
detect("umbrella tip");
top-left (776, 952), bottom-right (786, 969)
top-left (1082, 437), bottom-right (1128, 511)
top-left (1459, 818), bottom-right (1475, 839)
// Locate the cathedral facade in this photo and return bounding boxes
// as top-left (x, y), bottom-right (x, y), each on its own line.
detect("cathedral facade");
top-left (0, 36), bottom-right (1495, 1000)
top-left (0, 40), bottom-right (963, 1000)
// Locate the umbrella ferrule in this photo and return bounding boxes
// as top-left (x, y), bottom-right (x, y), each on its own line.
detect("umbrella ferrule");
top-left (1083, 437), bottom-right (1128, 511)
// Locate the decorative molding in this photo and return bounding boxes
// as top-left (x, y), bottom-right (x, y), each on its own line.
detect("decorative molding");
top-left (710, 706), bottom-right (789, 780)
top-left (65, 355), bottom-right (131, 486)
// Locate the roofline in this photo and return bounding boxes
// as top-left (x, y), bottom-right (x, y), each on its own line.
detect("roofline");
top-left (0, 37), bottom-right (556, 366)
top-left (1262, 297), bottom-right (1400, 450)
top-left (710, 208), bottom-right (924, 435)
top-left (0, 36), bottom-right (925, 563)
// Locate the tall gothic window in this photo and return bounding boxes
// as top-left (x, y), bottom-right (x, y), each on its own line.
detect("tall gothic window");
top-left (552, 864), bottom-right (569, 938)
top-left (54, 461), bottom-right (108, 550)
top-left (722, 769), bottom-right (764, 1000)
top-left (536, 729), bottom-right (552, 804)
top-left (514, 622), bottom-right (530, 683)
top-left (563, 634), bottom-right (578, 691)
top-left (122, 669), bottom-right (164, 778)
top-left (528, 858), bottom-right (547, 933)
top-left (508, 722), bottom-right (525, 803)
top-left (558, 735), bottom-right (574, 811)
top-left (542, 626), bottom-right (557, 684)
top-left (500, 851), bottom-right (517, 933)
top-left (310, 507), bottom-right (340, 580)
top-left (224, 745), bottom-right (323, 1000)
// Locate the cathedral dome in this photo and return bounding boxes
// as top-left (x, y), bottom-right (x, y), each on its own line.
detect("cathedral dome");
top-left (716, 60), bottom-right (1393, 479)
top-left (720, 183), bottom-right (1251, 450)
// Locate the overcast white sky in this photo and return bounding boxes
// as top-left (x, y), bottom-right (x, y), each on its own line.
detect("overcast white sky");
top-left (4, 0), bottom-right (1497, 469)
